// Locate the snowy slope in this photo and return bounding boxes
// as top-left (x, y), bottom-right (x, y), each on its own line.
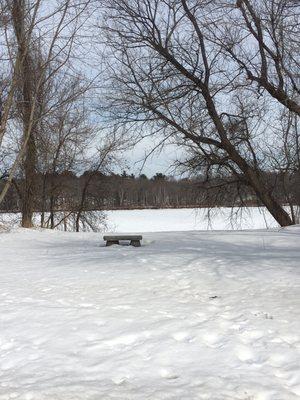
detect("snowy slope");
top-left (0, 226), bottom-right (300, 400)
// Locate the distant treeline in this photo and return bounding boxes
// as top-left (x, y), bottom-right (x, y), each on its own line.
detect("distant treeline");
top-left (1, 170), bottom-right (299, 214)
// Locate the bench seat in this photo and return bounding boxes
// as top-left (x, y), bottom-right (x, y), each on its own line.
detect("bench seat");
top-left (103, 235), bottom-right (142, 247)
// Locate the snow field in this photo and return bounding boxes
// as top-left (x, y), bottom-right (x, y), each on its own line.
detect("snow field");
top-left (106, 207), bottom-right (278, 232)
top-left (0, 223), bottom-right (300, 399)
top-left (0, 206), bottom-right (280, 233)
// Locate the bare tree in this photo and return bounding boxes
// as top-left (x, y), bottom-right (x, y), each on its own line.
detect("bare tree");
top-left (33, 72), bottom-right (93, 228)
top-left (0, 0), bottom-right (93, 227)
top-left (74, 139), bottom-right (122, 232)
top-left (99, 0), bottom-right (294, 226)
top-left (220, 0), bottom-right (300, 116)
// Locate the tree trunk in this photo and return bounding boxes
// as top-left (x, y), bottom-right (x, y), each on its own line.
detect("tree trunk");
top-left (21, 134), bottom-right (36, 228)
top-left (203, 88), bottom-right (293, 227)
top-left (12, 0), bottom-right (37, 228)
top-left (223, 140), bottom-right (293, 227)
top-left (40, 174), bottom-right (47, 227)
top-left (50, 194), bottom-right (55, 229)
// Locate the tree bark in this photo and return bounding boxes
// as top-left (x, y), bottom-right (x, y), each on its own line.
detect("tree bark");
top-left (12, 0), bottom-right (37, 228)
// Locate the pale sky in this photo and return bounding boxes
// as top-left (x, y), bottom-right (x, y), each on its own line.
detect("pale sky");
top-left (121, 138), bottom-right (182, 178)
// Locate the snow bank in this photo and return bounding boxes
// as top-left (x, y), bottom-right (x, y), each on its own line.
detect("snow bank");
top-left (0, 226), bottom-right (299, 399)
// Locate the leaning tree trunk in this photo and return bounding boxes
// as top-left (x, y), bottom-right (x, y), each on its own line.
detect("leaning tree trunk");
top-left (222, 138), bottom-right (293, 227)
top-left (203, 90), bottom-right (293, 227)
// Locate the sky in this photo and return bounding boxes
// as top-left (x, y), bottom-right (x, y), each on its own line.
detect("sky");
top-left (121, 137), bottom-right (183, 178)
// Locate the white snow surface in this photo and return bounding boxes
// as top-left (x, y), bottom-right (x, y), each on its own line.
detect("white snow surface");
top-left (0, 217), bottom-right (300, 399)
top-left (1, 206), bottom-right (281, 233)
top-left (105, 207), bottom-right (278, 232)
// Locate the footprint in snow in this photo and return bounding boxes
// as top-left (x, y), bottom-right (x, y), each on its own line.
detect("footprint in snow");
top-left (111, 376), bottom-right (127, 385)
top-left (235, 344), bottom-right (257, 363)
top-left (159, 368), bottom-right (179, 380)
top-left (202, 332), bottom-right (223, 348)
top-left (172, 331), bottom-right (193, 342)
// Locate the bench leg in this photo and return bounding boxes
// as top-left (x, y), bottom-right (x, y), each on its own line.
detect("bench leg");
top-left (130, 240), bottom-right (141, 247)
top-left (106, 240), bottom-right (119, 246)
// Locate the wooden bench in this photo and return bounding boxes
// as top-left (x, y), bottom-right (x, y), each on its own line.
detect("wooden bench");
top-left (103, 235), bottom-right (142, 247)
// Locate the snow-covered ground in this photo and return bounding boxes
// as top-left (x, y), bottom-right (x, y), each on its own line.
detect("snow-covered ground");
top-left (0, 215), bottom-right (300, 399)
top-left (0, 206), bottom-right (281, 233)
top-left (106, 207), bottom-right (279, 232)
